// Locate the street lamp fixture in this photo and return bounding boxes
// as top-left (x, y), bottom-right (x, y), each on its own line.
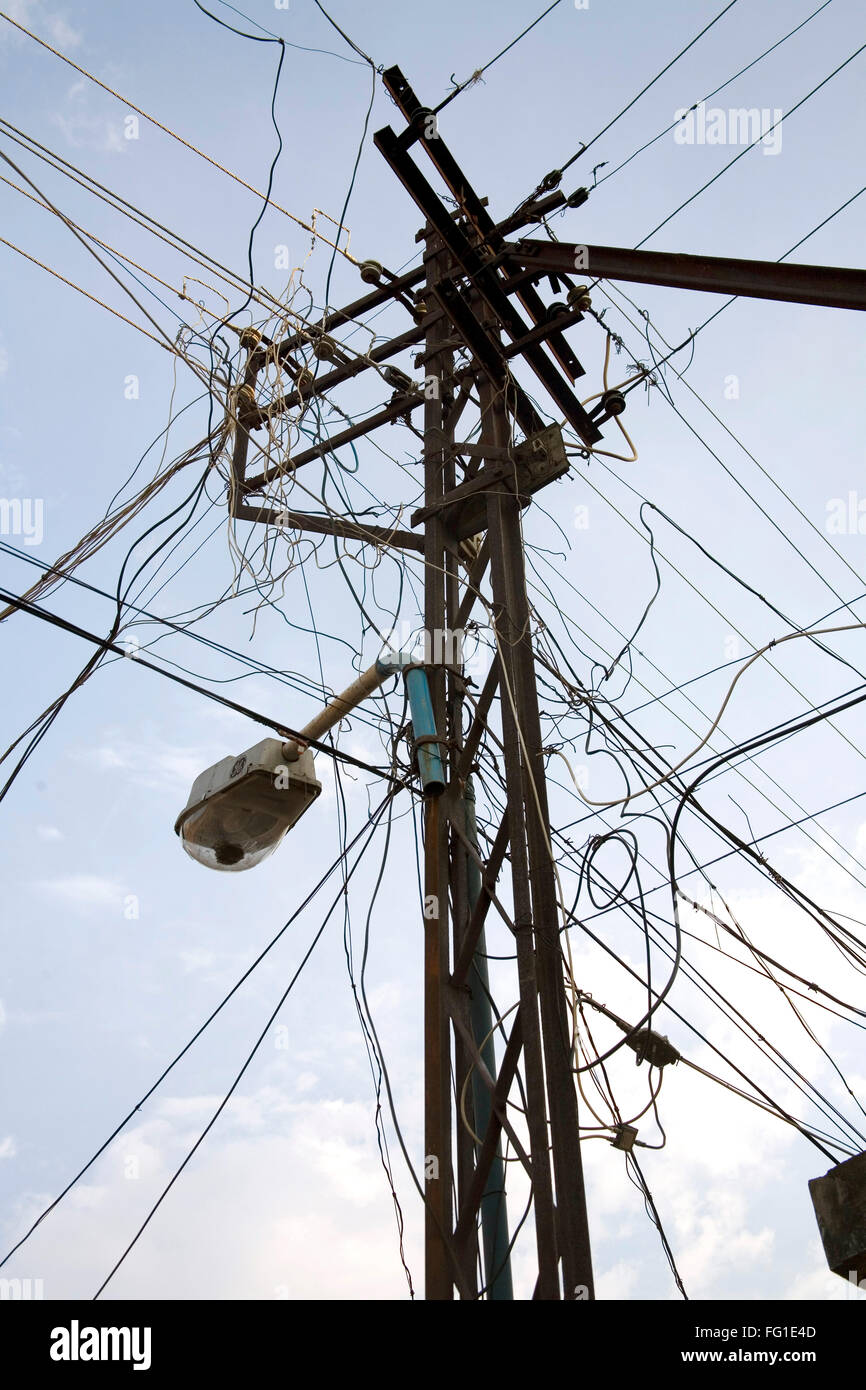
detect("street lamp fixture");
top-left (174, 653), bottom-right (444, 871)
top-left (174, 738), bottom-right (321, 872)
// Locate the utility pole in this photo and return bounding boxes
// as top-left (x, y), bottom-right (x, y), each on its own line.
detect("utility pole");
top-left (421, 228), bottom-right (456, 1299)
top-left (219, 62), bottom-right (866, 1300)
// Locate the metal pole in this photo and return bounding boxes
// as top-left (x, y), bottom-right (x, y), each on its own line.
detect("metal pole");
top-left (422, 228), bottom-right (454, 1299)
top-left (481, 377), bottom-right (561, 1298)
top-left (464, 778), bottom-right (514, 1299)
top-left (486, 382), bottom-right (595, 1299)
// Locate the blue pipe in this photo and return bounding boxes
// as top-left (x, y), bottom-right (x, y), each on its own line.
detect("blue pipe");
top-left (377, 655), bottom-right (445, 795)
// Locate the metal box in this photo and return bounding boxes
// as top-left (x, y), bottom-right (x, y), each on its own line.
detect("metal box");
top-left (809, 1150), bottom-right (866, 1281)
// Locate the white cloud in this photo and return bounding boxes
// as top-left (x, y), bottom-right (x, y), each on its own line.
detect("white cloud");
top-left (0, 2), bottom-right (82, 50)
top-left (39, 874), bottom-right (123, 912)
top-left (0, 1086), bottom-right (421, 1299)
top-left (36, 825), bottom-right (63, 842)
top-left (83, 739), bottom-right (212, 792)
top-left (0, 1136), bottom-right (17, 1159)
top-left (52, 110), bottom-right (125, 155)
top-left (177, 948), bottom-right (216, 975)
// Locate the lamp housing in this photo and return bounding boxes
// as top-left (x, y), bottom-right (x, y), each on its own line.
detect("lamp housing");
top-left (174, 738), bottom-right (321, 872)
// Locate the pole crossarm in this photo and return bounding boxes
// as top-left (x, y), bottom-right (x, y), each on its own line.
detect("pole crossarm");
top-left (245, 324), bottom-right (426, 429)
top-left (240, 391), bottom-right (425, 495)
top-left (232, 502), bottom-right (424, 553)
top-left (452, 1009), bottom-right (525, 1254)
top-left (447, 989), bottom-right (534, 1181)
top-left (450, 812), bottom-right (511, 989)
top-left (507, 240), bottom-right (866, 312)
top-left (373, 83), bottom-right (605, 447)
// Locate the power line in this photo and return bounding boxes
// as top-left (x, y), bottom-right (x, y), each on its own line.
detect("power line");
top-left (518, 0), bottom-right (742, 200)
top-left (594, 0), bottom-right (837, 190)
top-left (0, 7), bottom-right (359, 261)
top-left (91, 785), bottom-right (397, 1298)
top-left (635, 41), bottom-right (866, 248)
top-left (0, 584), bottom-right (412, 789)
top-left (434, 0), bottom-right (564, 115)
top-left (0, 790), bottom-right (397, 1277)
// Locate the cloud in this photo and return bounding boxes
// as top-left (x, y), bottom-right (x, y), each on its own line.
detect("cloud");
top-left (84, 739), bottom-right (212, 792)
top-left (177, 948), bottom-right (216, 975)
top-left (52, 110), bottom-right (126, 155)
top-left (0, 2), bottom-right (82, 50)
top-left (0, 1086), bottom-right (421, 1298)
top-left (36, 825), bottom-right (63, 842)
top-left (0, 1136), bottom-right (17, 1159)
top-left (39, 874), bottom-right (124, 912)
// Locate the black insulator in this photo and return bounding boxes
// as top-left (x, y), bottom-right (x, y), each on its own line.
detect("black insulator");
top-left (601, 389), bottom-right (626, 417)
top-left (383, 365), bottom-right (413, 392)
top-left (566, 186), bottom-right (590, 209)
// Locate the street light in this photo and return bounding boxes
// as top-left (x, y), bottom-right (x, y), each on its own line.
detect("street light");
top-left (174, 738), bottom-right (321, 872)
top-left (174, 653), bottom-right (444, 871)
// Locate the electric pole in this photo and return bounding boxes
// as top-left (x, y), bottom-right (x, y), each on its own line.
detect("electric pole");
top-left (220, 62), bottom-right (866, 1300)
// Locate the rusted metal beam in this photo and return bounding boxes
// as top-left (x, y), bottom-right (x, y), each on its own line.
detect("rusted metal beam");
top-left (242, 392), bottom-right (424, 494)
top-left (373, 125), bottom-right (602, 445)
top-left (263, 263), bottom-right (426, 364)
top-left (232, 502), bottom-right (425, 552)
top-left (452, 1009), bottom-right (524, 1252)
top-left (380, 67), bottom-right (584, 381)
top-left (454, 536), bottom-right (490, 631)
top-left (446, 989), bottom-right (534, 1181)
top-left (423, 232), bottom-right (456, 1302)
top-left (455, 661), bottom-right (501, 787)
top-left (248, 324), bottom-right (425, 427)
top-left (450, 813), bottom-right (510, 990)
top-left (508, 240), bottom-right (866, 312)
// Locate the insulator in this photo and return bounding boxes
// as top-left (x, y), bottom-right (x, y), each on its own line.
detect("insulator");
top-left (600, 389), bottom-right (626, 418)
top-left (383, 365), bottom-right (413, 392)
top-left (359, 259), bottom-right (383, 285)
top-left (412, 297), bottom-right (428, 324)
top-left (314, 335), bottom-right (338, 362)
top-left (566, 186), bottom-right (589, 209)
top-left (234, 384), bottom-right (257, 415)
top-left (239, 327), bottom-right (261, 351)
top-left (540, 169), bottom-right (562, 192)
top-left (545, 300), bottom-right (569, 321)
top-left (567, 285), bottom-right (592, 312)
top-left (411, 106), bottom-right (436, 134)
top-left (295, 368), bottom-right (315, 392)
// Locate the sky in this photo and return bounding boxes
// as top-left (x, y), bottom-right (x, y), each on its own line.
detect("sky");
top-left (1, 0), bottom-right (866, 1302)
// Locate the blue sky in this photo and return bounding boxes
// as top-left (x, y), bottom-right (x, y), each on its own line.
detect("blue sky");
top-left (1, 0), bottom-right (865, 1300)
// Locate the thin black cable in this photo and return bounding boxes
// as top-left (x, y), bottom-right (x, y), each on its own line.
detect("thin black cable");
top-left (0, 792), bottom-right (396, 1272)
top-left (434, 0), bottom-right (564, 115)
top-left (0, 585), bottom-right (412, 789)
top-left (91, 789), bottom-right (397, 1298)
top-left (311, 0), bottom-right (378, 68)
top-left (595, 0), bottom-right (836, 190)
top-left (635, 42), bottom-right (866, 248)
top-left (626, 1152), bottom-right (688, 1298)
